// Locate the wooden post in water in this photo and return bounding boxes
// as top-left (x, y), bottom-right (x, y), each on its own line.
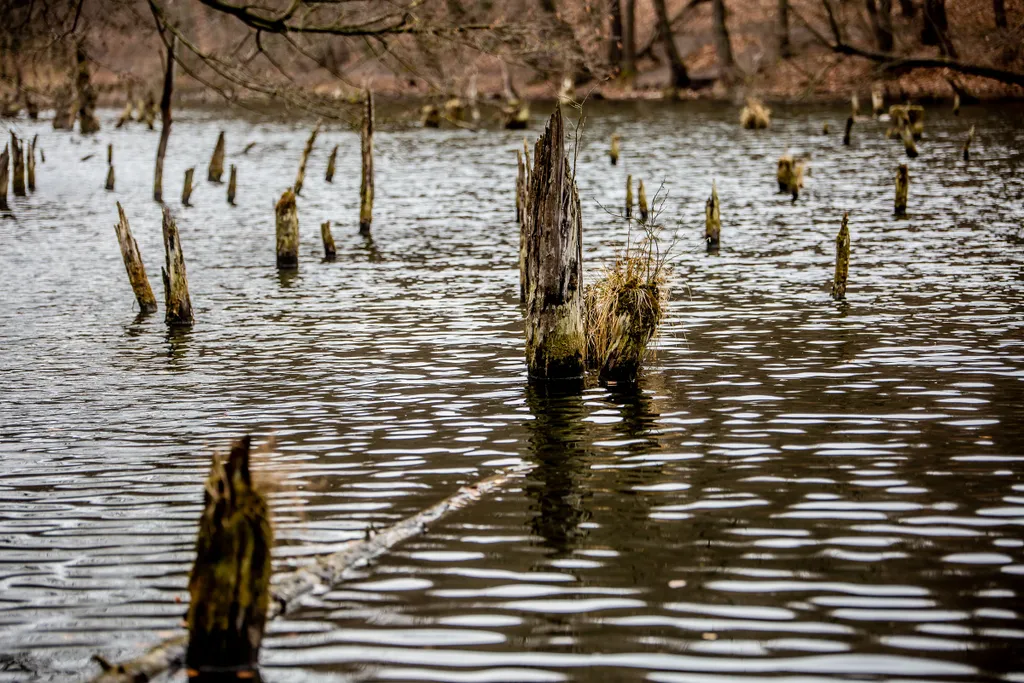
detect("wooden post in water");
top-left (275, 188), bottom-right (299, 269)
top-left (227, 165), bottom-right (237, 205)
top-left (208, 131), bottom-right (225, 183)
top-left (894, 164), bottom-right (909, 217)
top-left (105, 164), bottom-right (115, 191)
top-left (161, 207), bottom-right (193, 326)
top-left (359, 91), bottom-right (374, 236)
top-left (321, 220), bottom-right (336, 261)
top-left (0, 144), bottom-right (8, 211)
top-left (154, 37), bottom-right (175, 203)
top-left (75, 41), bottom-right (100, 134)
top-left (114, 202), bottom-right (158, 314)
top-left (181, 168), bottom-right (194, 206)
top-left (625, 174), bottom-right (633, 219)
top-left (523, 107), bottom-right (585, 381)
top-left (822, 122), bottom-right (830, 135)
top-left (963, 125), bottom-right (975, 161)
top-left (115, 100), bottom-right (133, 128)
top-left (26, 139), bottom-right (35, 192)
top-left (294, 120), bottom-right (321, 196)
top-left (107, 143), bottom-right (113, 166)
top-left (638, 179), bottom-right (649, 222)
top-left (850, 92), bottom-right (859, 117)
top-left (705, 181), bottom-right (721, 249)
top-left (186, 436), bottom-right (272, 679)
top-left (609, 133), bottom-right (620, 166)
top-left (325, 145), bottom-right (337, 183)
top-left (11, 134), bottom-right (25, 197)
top-left (831, 212), bottom-right (850, 301)
top-left (842, 116), bottom-right (854, 146)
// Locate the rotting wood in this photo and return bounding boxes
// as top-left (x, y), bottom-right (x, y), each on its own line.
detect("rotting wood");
top-left (321, 220), bottom-right (336, 261)
top-left (207, 131), bottom-right (225, 183)
top-left (161, 208), bottom-right (193, 326)
top-left (843, 116), bottom-right (854, 146)
top-left (294, 120), bottom-right (322, 196)
top-left (609, 133), bottom-right (620, 165)
top-left (114, 202), bottom-right (157, 314)
top-left (276, 188), bottom-right (299, 269)
top-left (831, 212), bottom-right (850, 301)
top-left (894, 163), bottom-right (909, 217)
top-left (75, 42), bottom-right (100, 135)
top-left (11, 134), bottom-right (25, 197)
top-left (154, 37), bottom-right (175, 203)
top-left (325, 144), bottom-right (338, 183)
top-left (705, 180), bottom-right (721, 249)
top-left (181, 167), bottom-right (194, 206)
top-left (87, 463), bottom-right (531, 683)
top-left (638, 180), bottom-right (649, 222)
top-left (625, 174), bottom-right (634, 219)
top-left (523, 107), bottom-right (585, 381)
top-left (0, 145), bottom-right (9, 211)
top-left (963, 125), bottom-right (975, 161)
top-left (228, 165), bottom-right (237, 205)
top-left (359, 91), bottom-right (374, 236)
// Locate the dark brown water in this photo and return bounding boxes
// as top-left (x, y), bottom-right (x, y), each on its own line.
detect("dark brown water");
top-left (1, 101), bottom-right (1023, 682)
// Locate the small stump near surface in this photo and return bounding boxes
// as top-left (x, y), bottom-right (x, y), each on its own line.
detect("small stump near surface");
top-left (705, 181), bottom-right (721, 250)
top-left (208, 131), bottom-right (225, 183)
top-left (895, 164), bottom-right (909, 217)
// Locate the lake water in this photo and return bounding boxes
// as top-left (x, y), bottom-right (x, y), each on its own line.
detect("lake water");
top-left (1, 100), bottom-right (1023, 682)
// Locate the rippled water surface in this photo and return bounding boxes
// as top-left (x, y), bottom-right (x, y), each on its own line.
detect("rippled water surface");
top-left (1, 101), bottom-right (1023, 682)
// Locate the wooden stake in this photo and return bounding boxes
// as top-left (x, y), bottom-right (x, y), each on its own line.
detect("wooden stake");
top-left (105, 165), bottom-right (115, 191)
top-left (227, 165), bottom-right (236, 205)
top-left (186, 436), bottom-right (271, 678)
top-left (359, 91), bottom-right (374, 236)
top-left (0, 144), bottom-right (8, 211)
top-left (11, 133), bottom-right (25, 197)
top-left (705, 180), bottom-right (721, 249)
top-left (181, 167), bottom-right (194, 206)
top-left (523, 108), bottom-right (585, 381)
top-left (321, 220), bottom-right (336, 261)
top-left (831, 212), bottom-right (850, 301)
top-left (275, 188), bottom-right (299, 269)
top-left (963, 125), bottom-right (975, 161)
top-left (161, 207), bottom-right (193, 326)
top-left (154, 37), bottom-right (175, 203)
top-left (843, 116), bottom-right (854, 146)
top-left (894, 163), bottom-right (909, 217)
top-left (294, 120), bottom-right (321, 196)
top-left (625, 174), bottom-right (633, 219)
top-left (75, 42), bottom-right (100, 134)
top-left (207, 131), bottom-right (225, 183)
top-left (325, 144), bottom-right (337, 183)
top-left (609, 133), bottom-right (620, 166)
top-left (638, 179), bottom-right (648, 222)
top-left (26, 139), bottom-right (35, 192)
top-left (114, 202), bottom-right (157, 314)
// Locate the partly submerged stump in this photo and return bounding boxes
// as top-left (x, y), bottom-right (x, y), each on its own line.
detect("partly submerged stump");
top-left (705, 181), bottom-right (721, 249)
top-left (294, 120), bottom-right (321, 196)
top-left (740, 99), bottom-right (770, 129)
top-left (228, 165), bottom-right (237, 205)
top-left (420, 104), bottom-right (441, 128)
top-left (114, 202), bottom-right (157, 314)
top-left (831, 212), bottom-right (850, 301)
top-left (963, 125), bottom-right (975, 162)
top-left (609, 133), bottom-right (620, 166)
top-left (777, 154), bottom-right (793, 193)
top-left (788, 161), bottom-right (805, 202)
top-left (11, 134), bottom-right (25, 197)
top-left (26, 140), bottom-right (35, 192)
top-left (359, 91), bottom-right (374, 236)
top-left (843, 116), bottom-right (854, 146)
top-left (276, 189), bottom-right (299, 269)
top-left (208, 131), bottom-right (225, 183)
top-left (161, 208), bottom-right (193, 326)
top-left (894, 164), bottom-right (909, 217)
top-left (181, 167), bottom-right (194, 206)
top-left (321, 220), bottom-right (336, 261)
top-left (625, 174), bottom-right (633, 220)
top-left (0, 145), bottom-right (8, 211)
top-left (871, 86), bottom-right (884, 117)
top-left (325, 145), bottom-right (338, 183)
top-left (638, 180), bottom-right (649, 222)
top-left (953, 93), bottom-right (961, 116)
top-left (898, 123), bottom-right (919, 158)
top-left (186, 436), bottom-right (272, 678)
top-left (523, 108), bottom-right (585, 381)
top-left (115, 100), bottom-right (133, 128)
top-left (105, 164), bottom-right (115, 191)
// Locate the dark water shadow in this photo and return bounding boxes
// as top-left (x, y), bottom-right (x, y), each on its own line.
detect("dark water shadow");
top-left (360, 233), bottom-right (383, 263)
top-left (165, 324), bottom-right (193, 366)
top-left (276, 268), bottom-right (300, 289)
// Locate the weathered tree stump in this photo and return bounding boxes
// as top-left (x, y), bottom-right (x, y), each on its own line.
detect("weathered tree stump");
top-left (777, 154), bottom-right (793, 193)
top-left (625, 174), bottom-right (633, 219)
top-left (114, 202), bottom-right (157, 314)
top-left (208, 131), bottom-right (225, 183)
top-left (228, 165), bottom-right (237, 205)
top-left (894, 163), bottom-right (909, 217)
top-left (523, 108), bottom-right (585, 381)
top-left (276, 189), bottom-right (299, 269)
top-left (0, 144), bottom-right (9, 211)
top-left (898, 124), bottom-right (919, 158)
top-left (186, 436), bottom-right (272, 679)
top-left (420, 104), bottom-right (441, 128)
top-left (294, 120), bottom-right (321, 196)
top-left (75, 42), bottom-right (100, 135)
top-left (788, 161), bottom-right (804, 201)
top-left (26, 139), bottom-right (35, 192)
top-left (11, 133), bottom-right (25, 197)
top-left (325, 145), bottom-right (338, 183)
top-left (740, 99), bottom-right (770, 129)
top-left (181, 168), bottom-right (195, 206)
top-left (843, 116), bottom-right (854, 146)
top-left (871, 86), bottom-right (884, 117)
top-left (161, 207), bottom-right (193, 326)
top-left (105, 165), bottom-right (115, 191)
top-left (705, 181), bottom-right (721, 249)
top-left (360, 91), bottom-right (374, 236)
top-left (609, 133), bottom-right (620, 166)
top-left (963, 125), bottom-right (975, 161)
top-left (822, 122), bottom-right (830, 135)
top-left (142, 92), bottom-right (158, 130)
top-left (154, 38), bottom-right (175, 203)
top-left (831, 212), bottom-right (850, 301)
top-left (638, 179), bottom-right (649, 222)
top-left (321, 220), bottom-right (336, 261)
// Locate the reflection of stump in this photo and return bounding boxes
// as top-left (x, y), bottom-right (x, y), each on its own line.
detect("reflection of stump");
top-left (161, 207), bottom-right (193, 326)
top-left (831, 212), bottom-right (850, 301)
top-left (523, 108), bottom-right (585, 381)
top-left (705, 181), bottom-right (720, 249)
top-left (186, 436), bottom-right (272, 679)
top-left (321, 220), bottom-right (336, 261)
top-left (227, 165), bottom-right (236, 205)
top-left (114, 202), bottom-right (157, 314)
top-left (894, 164), bottom-right (909, 217)
top-left (276, 189), bottom-right (299, 269)
top-left (609, 133), bottom-right (620, 166)
top-left (359, 91), bottom-right (374, 236)
top-left (208, 131), bottom-right (225, 183)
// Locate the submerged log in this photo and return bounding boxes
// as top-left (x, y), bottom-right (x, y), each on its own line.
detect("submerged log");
top-left (360, 91), bottom-right (374, 236)
top-left (26, 139), bottom-right (35, 192)
top-left (609, 133), bottom-right (620, 166)
top-left (161, 207), bottom-right (193, 326)
top-left (0, 145), bottom-right (8, 211)
top-left (843, 116), bottom-right (854, 146)
top-left (325, 144), bottom-right (338, 183)
top-left (777, 154), bottom-right (793, 193)
top-left (321, 220), bottom-right (336, 261)
top-left (75, 42), bottom-right (100, 135)
top-left (114, 202), bottom-right (157, 314)
top-left (523, 108), bottom-right (585, 381)
top-left (963, 125), bottom-right (975, 161)
top-left (11, 133), bottom-right (25, 197)
top-left (154, 37), bottom-right (175, 203)
top-left (181, 167), bottom-right (194, 206)
top-left (186, 436), bottom-right (272, 678)
top-left (831, 212), bottom-right (850, 301)
top-left (894, 163), bottom-right (909, 217)
top-left (294, 120), bottom-right (321, 196)
top-left (105, 164), bottom-right (115, 191)
top-left (625, 174), bottom-right (633, 219)
top-left (228, 165), bottom-right (237, 205)
top-left (705, 180), bottom-right (721, 249)
top-left (740, 99), bottom-right (770, 129)
top-left (638, 179), bottom-right (649, 222)
top-left (276, 188), bottom-right (299, 269)
top-left (208, 131), bottom-right (225, 183)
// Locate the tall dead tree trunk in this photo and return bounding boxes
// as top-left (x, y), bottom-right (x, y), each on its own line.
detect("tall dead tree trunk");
top-left (359, 91), bottom-right (374, 236)
top-left (712, 0), bottom-right (736, 80)
top-left (154, 37), bottom-right (175, 203)
top-left (609, 0), bottom-right (624, 73)
top-left (623, 0), bottom-right (636, 80)
top-left (653, 0), bottom-right (691, 89)
top-left (523, 108), bottom-right (585, 381)
top-left (778, 0), bottom-right (792, 58)
top-left (114, 202), bottom-right (158, 314)
top-left (994, 0), bottom-right (1007, 28)
top-left (75, 42), bottom-right (100, 135)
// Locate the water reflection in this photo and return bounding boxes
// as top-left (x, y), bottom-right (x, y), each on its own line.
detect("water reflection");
top-left (165, 324), bottom-right (193, 365)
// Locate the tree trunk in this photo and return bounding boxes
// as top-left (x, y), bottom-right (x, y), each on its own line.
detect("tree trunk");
top-left (994, 0), bottom-right (1007, 28)
top-left (207, 131), bottom-right (225, 182)
top-left (712, 0), bottom-right (736, 79)
top-left (622, 0), bottom-right (636, 80)
top-left (75, 42), bottom-right (100, 135)
top-left (161, 207), bottom-right (193, 326)
top-left (922, 0), bottom-right (954, 56)
top-left (898, 0), bottom-right (915, 17)
top-left (114, 202), bottom-right (158, 314)
top-left (609, 0), bottom-right (624, 73)
top-left (294, 121), bottom-right (321, 195)
top-left (360, 91), bottom-right (374, 235)
top-left (523, 108), bottom-right (585, 381)
top-left (778, 0), bottom-right (792, 58)
top-left (653, 0), bottom-right (690, 89)
top-left (154, 37), bottom-right (175, 203)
